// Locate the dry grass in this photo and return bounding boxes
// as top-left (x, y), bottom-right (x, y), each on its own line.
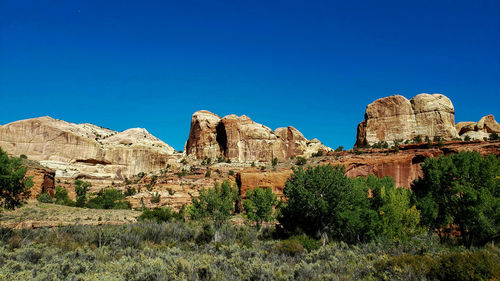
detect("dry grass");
top-left (0, 200), bottom-right (141, 229)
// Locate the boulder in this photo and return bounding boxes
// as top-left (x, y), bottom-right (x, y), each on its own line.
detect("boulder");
top-left (410, 94), bottom-right (458, 140)
top-left (456, 115), bottom-right (500, 140)
top-left (356, 94), bottom-right (458, 146)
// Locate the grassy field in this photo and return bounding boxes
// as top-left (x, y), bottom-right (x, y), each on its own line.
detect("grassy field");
top-left (0, 201), bottom-right (141, 229)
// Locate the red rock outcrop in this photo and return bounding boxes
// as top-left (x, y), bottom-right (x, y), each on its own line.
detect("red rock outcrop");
top-left (25, 166), bottom-right (55, 198)
top-left (356, 94), bottom-right (458, 147)
top-left (236, 141), bottom-right (500, 197)
top-left (236, 168), bottom-right (293, 199)
top-left (186, 110), bottom-right (329, 162)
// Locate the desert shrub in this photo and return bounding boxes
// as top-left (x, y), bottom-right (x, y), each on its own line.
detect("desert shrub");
top-left (312, 150), bottom-right (323, 157)
top-left (228, 170), bottom-right (234, 176)
top-left (335, 146), bottom-right (344, 152)
top-left (274, 239), bottom-right (305, 256)
top-left (124, 186), bottom-right (136, 196)
top-left (288, 234), bottom-right (320, 252)
top-left (272, 157), bottom-right (278, 167)
top-left (490, 132), bottom-right (499, 140)
top-left (375, 248), bottom-right (500, 281)
top-left (36, 192), bottom-right (53, 203)
top-left (86, 188), bottom-right (131, 209)
top-left (54, 186), bottom-right (75, 206)
top-left (295, 157), bottom-right (307, 166)
top-left (139, 207), bottom-right (176, 223)
top-left (151, 192), bottom-right (161, 203)
top-left (243, 187), bottom-right (278, 227)
top-left (205, 170), bottom-right (211, 177)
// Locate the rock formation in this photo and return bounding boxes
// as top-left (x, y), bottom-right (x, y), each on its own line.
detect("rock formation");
top-left (456, 115), bottom-right (500, 140)
top-left (185, 110), bottom-right (329, 162)
top-left (236, 168), bottom-right (293, 199)
top-left (0, 116), bottom-right (180, 185)
top-left (25, 165), bottom-right (55, 198)
top-left (356, 94), bottom-right (458, 147)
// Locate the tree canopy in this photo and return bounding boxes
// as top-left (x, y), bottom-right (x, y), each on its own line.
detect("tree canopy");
top-left (0, 148), bottom-right (33, 210)
top-left (412, 151), bottom-right (499, 247)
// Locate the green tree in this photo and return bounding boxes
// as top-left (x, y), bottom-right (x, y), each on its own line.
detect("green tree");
top-left (0, 148), bottom-right (33, 210)
top-left (74, 180), bottom-right (91, 207)
top-left (86, 188), bottom-right (131, 209)
top-left (412, 151), bottom-right (500, 247)
top-left (243, 187), bottom-right (278, 227)
top-left (272, 157), bottom-right (278, 167)
top-left (279, 165), bottom-right (378, 243)
top-left (355, 175), bottom-right (422, 241)
top-left (189, 180), bottom-right (238, 228)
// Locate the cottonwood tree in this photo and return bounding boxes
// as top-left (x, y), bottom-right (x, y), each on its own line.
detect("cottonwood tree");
top-left (243, 187), bottom-right (278, 228)
top-left (412, 151), bottom-right (500, 247)
top-left (0, 148), bottom-right (33, 210)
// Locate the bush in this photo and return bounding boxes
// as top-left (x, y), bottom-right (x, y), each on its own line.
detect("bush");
top-left (36, 192), bottom-right (53, 203)
top-left (205, 170), bottom-right (211, 177)
top-left (86, 188), bottom-right (131, 209)
top-left (274, 239), bottom-right (305, 256)
top-left (288, 234), bottom-right (320, 252)
top-left (54, 186), bottom-right (75, 206)
top-left (151, 192), bottom-right (161, 204)
top-left (295, 157), bottom-right (307, 166)
top-left (490, 132), bottom-right (499, 140)
top-left (334, 146), bottom-right (343, 152)
top-left (139, 207), bottom-right (178, 223)
top-left (272, 157), bottom-right (278, 167)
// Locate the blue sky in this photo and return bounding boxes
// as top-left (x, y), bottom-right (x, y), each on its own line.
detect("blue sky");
top-left (1, 0), bottom-right (499, 150)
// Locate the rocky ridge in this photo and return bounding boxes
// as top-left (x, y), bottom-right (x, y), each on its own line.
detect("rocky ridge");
top-left (0, 116), bottom-right (180, 185)
top-left (185, 110), bottom-right (329, 162)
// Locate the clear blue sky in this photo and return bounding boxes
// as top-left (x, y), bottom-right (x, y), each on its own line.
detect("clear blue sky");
top-left (1, 1), bottom-right (499, 150)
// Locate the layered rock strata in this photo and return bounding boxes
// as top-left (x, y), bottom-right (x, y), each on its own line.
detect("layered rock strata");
top-left (185, 110), bottom-right (329, 162)
top-left (356, 94), bottom-right (458, 147)
top-left (0, 116), bottom-right (180, 184)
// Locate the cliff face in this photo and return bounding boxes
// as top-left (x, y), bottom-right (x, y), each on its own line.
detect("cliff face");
top-left (0, 117), bottom-right (180, 184)
top-left (234, 141), bottom-right (500, 200)
top-left (185, 110), bottom-right (330, 162)
top-left (25, 166), bottom-right (55, 198)
top-left (356, 94), bottom-right (458, 147)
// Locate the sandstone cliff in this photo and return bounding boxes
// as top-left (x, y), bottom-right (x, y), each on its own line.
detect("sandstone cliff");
top-left (356, 94), bottom-right (458, 147)
top-left (0, 117), bottom-right (180, 185)
top-left (185, 110), bottom-right (329, 162)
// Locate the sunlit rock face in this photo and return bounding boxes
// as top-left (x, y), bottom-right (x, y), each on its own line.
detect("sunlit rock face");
top-left (0, 116), bottom-right (180, 183)
top-left (355, 94), bottom-right (458, 147)
top-left (457, 115), bottom-right (500, 140)
top-left (185, 110), bottom-right (330, 162)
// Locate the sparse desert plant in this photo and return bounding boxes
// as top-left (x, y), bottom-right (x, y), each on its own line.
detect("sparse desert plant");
top-left (36, 192), bottom-right (53, 203)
